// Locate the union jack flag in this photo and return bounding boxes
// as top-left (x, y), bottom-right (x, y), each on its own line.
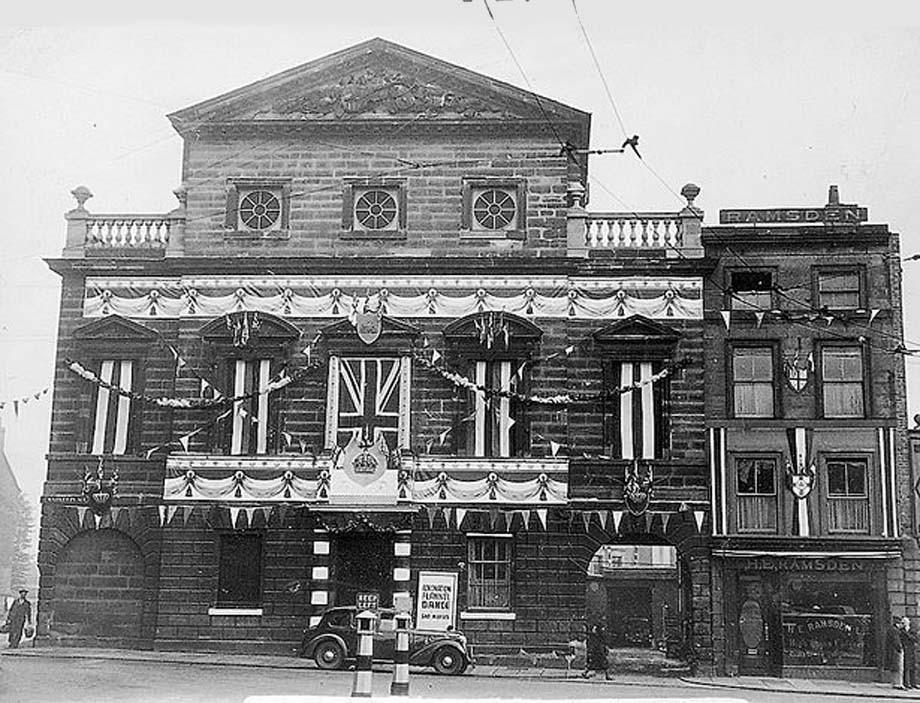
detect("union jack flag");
top-left (335, 358), bottom-right (403, 449)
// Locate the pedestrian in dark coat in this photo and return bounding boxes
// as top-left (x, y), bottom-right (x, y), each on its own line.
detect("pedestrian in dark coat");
top-left (888, 616), bottom-right (905, 688)
top-left (5, 589), bottom-right (33, 649)
top-left (582, 622), bottom-right (610, 679)
top-left (900, 617), bottom-right (917, 689)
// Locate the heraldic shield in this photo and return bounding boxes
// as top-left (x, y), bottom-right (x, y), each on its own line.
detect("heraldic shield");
top-left (624, 462), bottom-right (654, 516)
top-left (787, 461), bottom-right (816, 499)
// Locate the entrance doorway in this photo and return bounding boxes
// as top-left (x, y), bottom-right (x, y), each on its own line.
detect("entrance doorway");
top-left (586, 542), bottom-right (688, 659)
top-left (332, 533), bottom-right (395, 608)
top-left (737, 575), bottom-right (782, 675)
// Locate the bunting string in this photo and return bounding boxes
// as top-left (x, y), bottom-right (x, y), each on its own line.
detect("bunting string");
top-left (414, 349), bottom-right (686, 406)
top-left (0, 386), bottom-right (50, 414)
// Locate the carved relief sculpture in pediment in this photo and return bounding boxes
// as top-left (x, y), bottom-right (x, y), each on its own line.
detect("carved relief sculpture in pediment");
top-left (272, 67), bottom-right (514, 120)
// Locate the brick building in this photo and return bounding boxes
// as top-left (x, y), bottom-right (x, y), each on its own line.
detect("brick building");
top-left (34, 39), bottom-right (913, 680)
top-left (705, 190), bottom-right (916, 679)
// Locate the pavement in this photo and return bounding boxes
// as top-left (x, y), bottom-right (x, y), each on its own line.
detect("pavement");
top-left (2, 645), bottom-right (920, 700)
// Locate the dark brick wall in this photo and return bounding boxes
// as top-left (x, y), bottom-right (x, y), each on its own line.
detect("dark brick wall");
top-left (181, 134), bottom-right (570, 258)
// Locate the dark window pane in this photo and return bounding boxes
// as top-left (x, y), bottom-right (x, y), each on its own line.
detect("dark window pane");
top-left (218, 534), bottom-right (262, 606)
top-left (827, 463), bottom-right (847, 495)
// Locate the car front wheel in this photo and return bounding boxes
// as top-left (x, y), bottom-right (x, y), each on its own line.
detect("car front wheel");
top-left (432, 646), bottom-right (465, 675)
top-left (314, 640), bottom-right (346, 670)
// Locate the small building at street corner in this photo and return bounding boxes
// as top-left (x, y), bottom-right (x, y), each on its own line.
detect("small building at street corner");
top-left (34, 38), bottom-right (917, 682)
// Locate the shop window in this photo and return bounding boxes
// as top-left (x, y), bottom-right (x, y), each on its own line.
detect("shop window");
top-left (781, 579), bottom-right (876, 668)
top-left (217, 534), bottom-right (262, 607)
top-left (325, 356), bottom-right (411, 450)
top-left (735, 457), bottom-right (777, 533)
top-left (729, 270), bottom-right (773, 311)
top-left (820, 346), bottom-right (865, 418)
top-left (826, 458), bottom-right (869, 533)
top-left (87, 359), bottom-right (137, 455)
top-left (731, 346), bottom-right (775, 418)
top-left (465, 360), bottom-right (525, 458)
top-left (817, 270), bottom-right (862, 310)
top-left (467, 535), bottom-right (512, 610)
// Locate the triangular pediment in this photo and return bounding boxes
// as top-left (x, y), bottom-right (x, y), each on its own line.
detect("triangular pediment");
top-left (169, 38), bottom-right (589, 136)
top-left (593, 315), bottom-right (680, 344)
top-left (200, 313), bottom-right (301, 342)
top-left (73, 315), bottom-right (159, 342)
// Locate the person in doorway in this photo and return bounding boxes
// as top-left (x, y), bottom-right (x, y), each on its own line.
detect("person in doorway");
top-left (582, 622), bottom-right (610, 680)
top-left (888, 616), bottom-right (905, 689)
top-left (900, 616), bottom-right (917, 689)
top-left (4, 589), bottom-right (33, 649)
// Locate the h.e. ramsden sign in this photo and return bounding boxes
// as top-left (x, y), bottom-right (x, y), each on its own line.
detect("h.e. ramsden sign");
top-left (719, 205), bottom-right (868, 225)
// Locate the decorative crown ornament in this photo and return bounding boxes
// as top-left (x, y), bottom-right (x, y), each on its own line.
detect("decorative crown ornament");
top-left (81, 457), bottom-right (118, 515)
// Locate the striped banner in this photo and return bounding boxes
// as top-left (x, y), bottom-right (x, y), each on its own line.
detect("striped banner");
top-left (708, 427), bottom-right (727, 536)
top-left (90, 359), bottom-right (133, 455)
top-left (878, 428), bottom-right (899, 538)
top-left (610, 362), bottom-right (660, 460)
top-left (785, 427), bottom-right (815, 537)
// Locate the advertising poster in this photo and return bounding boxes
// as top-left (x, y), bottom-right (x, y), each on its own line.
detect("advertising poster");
top-left (416, 571), bottom-right (458, 631)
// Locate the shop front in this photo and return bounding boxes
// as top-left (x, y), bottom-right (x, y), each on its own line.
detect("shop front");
top-left (721, 553), bottom-right (892, 680)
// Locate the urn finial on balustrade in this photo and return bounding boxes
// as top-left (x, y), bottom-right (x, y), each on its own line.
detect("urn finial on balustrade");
top-left (680, 183), bottom-right (700, 209)
top-left (70, 185), bottom-right (93, 211)
top-left (173, 185), bottom-right (188, 210)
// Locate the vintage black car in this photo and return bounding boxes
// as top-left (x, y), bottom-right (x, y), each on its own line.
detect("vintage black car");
top-left (298, 606), bottom-right (472, 675)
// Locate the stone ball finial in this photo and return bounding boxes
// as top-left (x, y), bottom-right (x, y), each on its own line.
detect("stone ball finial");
top-left (680, 183), bottom-right (700, 207)
top-left (173, 185), bottom-right (188, 207)
top-left (71, 185), bottom-right (93, 209)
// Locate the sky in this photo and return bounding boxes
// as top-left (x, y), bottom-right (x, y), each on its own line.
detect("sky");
top-left (1, 0), bottom-right (920, 505)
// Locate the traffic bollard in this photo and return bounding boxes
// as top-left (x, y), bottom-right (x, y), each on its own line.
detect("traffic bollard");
top-left (352, 610), bottom-right (377, 698)
top-left (390, 613), bottom-right (411, 696)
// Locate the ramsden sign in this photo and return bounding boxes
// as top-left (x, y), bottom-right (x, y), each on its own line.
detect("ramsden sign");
top-left (719, 185), bottom-right (868, 225)
top-left (741, 557), bottom-right (868, 572)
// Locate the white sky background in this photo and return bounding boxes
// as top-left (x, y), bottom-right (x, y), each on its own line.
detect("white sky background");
top-left (1, 0), bottom-right (920, 503)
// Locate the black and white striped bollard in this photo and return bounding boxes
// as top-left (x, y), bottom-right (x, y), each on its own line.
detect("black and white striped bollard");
top-left (352, 610), bottom-right (377, 698)
top-left (390, 613), bottom-right (411, 696)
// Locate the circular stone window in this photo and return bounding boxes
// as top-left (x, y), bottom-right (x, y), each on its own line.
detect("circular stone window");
top-left (473, 188), bottom-right (517, 230)
top-left (355, 189), bottom-right (398, 230)
top-left (239, 190), bottom-right (282, 230)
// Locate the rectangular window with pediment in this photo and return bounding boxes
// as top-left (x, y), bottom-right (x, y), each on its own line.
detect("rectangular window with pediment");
top-left (464, 360), bottom-right (526, 458)
top-left (226, 358), bottom-right (279, 455)
top-left (89, 359), bottom-right (136, 455)
top-left (324, 356), bottom-right (411, 450)
top-left (604, 361), bottom-right (665, 460)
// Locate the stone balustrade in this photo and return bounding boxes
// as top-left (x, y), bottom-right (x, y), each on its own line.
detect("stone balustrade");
top-left (85, 216), bottom-right (172, 249)
top-left (63, 185), bottom-right (186, 258)
top-left (566, 182), bottom-right (704, 258)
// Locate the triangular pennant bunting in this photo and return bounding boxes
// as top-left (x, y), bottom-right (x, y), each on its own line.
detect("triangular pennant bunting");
top-left (158, 505), bottom-right (167, 526)
top-left (167, 505), bottom-right (179, 525)
top-left (521, 510), bottom-right (531, 530)
top-left (611, 510), bottom-right (623, 533)
top-left (443, 507), bottom-right (453, 529)
top-left (244, 507), bottom-right (257, 526)
top-left (581, 511), bottom-right (591, 531)
top-left (720, 310), bottom-right (731, 329)
top-left (597, 510), bottom-right (607, 531)
top-left (645, 512), bottom-right (654, 532)
top-left (754, 311), bottom-right (765, 328)
top-left (182, 505), bottom-right (194, 525)
top-left (535, 509), bottom-right (547, 530)
top-left (93, 513), bottom-right (102, 530)
top-left (455, 507), bottom-right (467, 529)
top-left (869, 308), bottom-right (880, 326)
top-left (76, 506), bottom-right (88, 527)
top-left (229, 507), bottom-right (242, 528)
top-left (550, 440), bottom-right (561, 457)
top-left (661, 512), bottom-right (671, 533)
top-left (693, 510), bottom-right (705, 532)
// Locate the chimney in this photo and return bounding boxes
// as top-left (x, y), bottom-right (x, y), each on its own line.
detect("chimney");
top-left (827, 185), bottom-right (840, 206)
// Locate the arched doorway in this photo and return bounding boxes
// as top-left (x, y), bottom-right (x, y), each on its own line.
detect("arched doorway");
top-left (586, 539), bottom-right (691, 664)
top-left (53, 529), bottom-right (144, 643)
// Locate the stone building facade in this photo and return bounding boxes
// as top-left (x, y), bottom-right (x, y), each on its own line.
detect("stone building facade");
top-left (35, 39), bottom-right (912, 680)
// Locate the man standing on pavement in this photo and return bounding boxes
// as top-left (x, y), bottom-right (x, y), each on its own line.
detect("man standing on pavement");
top-left (900, 616), bottom-right (917, 689)
top-left (4, 588), bottom-right (33, 649)
top-left (888, 616), bottom-right (905, 688)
